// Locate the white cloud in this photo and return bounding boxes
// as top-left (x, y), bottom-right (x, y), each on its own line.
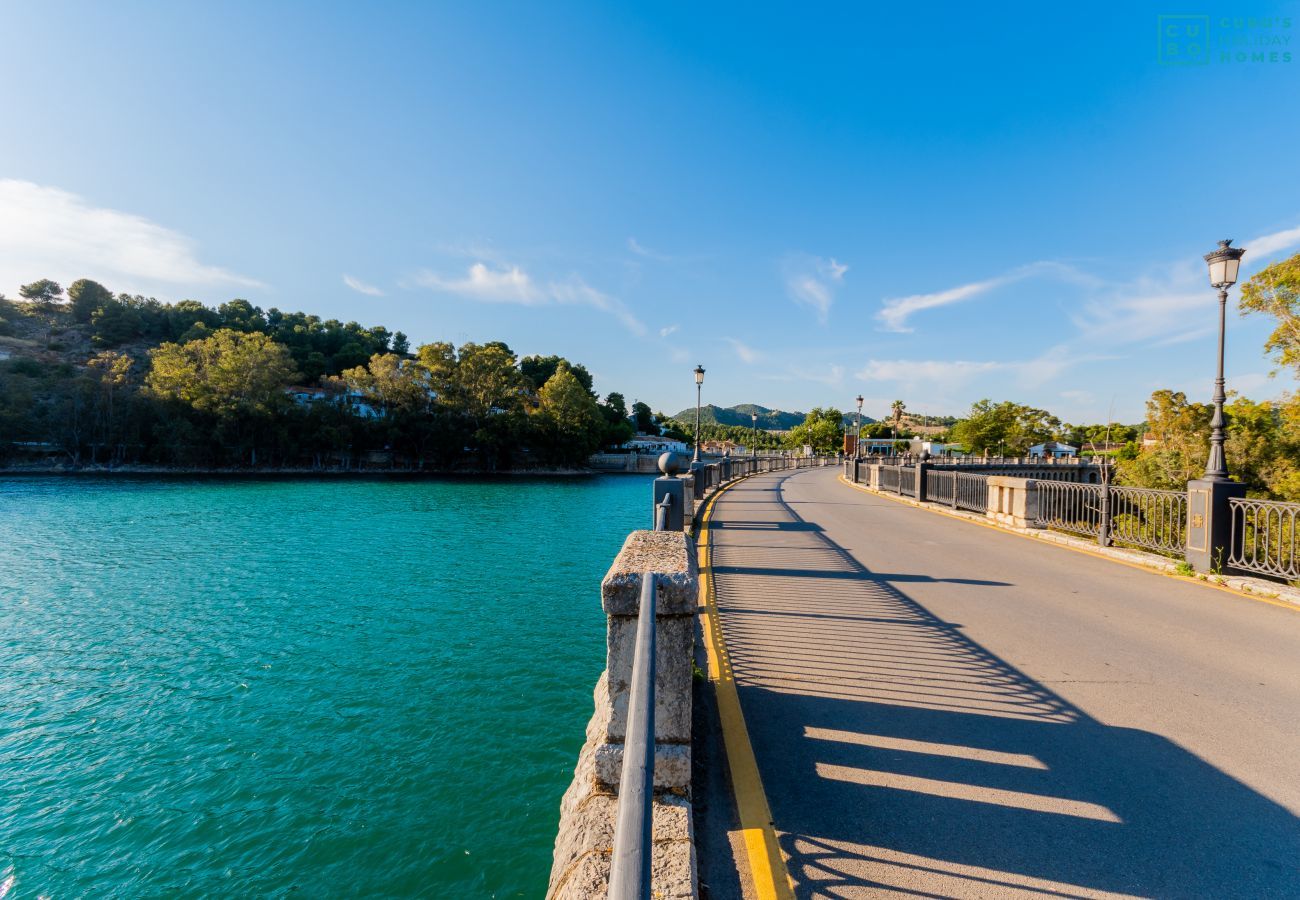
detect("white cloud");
top-left (876, 261), bottom-right (1091, 333)
top-left (858, 359), bottom-right (1004, 381)
top-left (0, 179), bottom-right (260, 297)
top-left (342, 274), bottom-right (383, 296)
top-left (411, 262), bottom-right (543, 303)
top-left (659, 324), bottom-right (679, 338)
top-left (1245, 225), bottom-right (1300, 260)
top-left (628, 237), bottom-right (673, 262)
top-left (783, 254), bottom-right (848, 323)
top-left (856, 346), bottom-right (1103, 386)
top-left (410, 260), bottom-right (645, 334)
top-left (788, 363), bottom-right (846, 387)
top-left (724, 337), bottom-right (763, 364)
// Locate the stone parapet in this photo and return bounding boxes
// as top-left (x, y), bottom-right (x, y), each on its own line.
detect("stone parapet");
top-left (547, 529), bottom-right (700, 900)
top-left (987, 476), bottom-right (1042, 528)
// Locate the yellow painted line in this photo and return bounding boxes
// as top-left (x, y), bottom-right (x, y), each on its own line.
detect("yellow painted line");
top-left (697, 476), bottom-right (796, 900)
top-left (837, 474), bottom-right (1300, 615)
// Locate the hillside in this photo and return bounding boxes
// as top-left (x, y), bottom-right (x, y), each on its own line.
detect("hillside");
top-left (671, 403), bottom-right (875, 431)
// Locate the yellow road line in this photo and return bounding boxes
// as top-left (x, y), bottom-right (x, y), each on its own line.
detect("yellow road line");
top-left (698, 477), bottom-right (796, 900)
top-left (837, 474), bottom-right (1300, 615)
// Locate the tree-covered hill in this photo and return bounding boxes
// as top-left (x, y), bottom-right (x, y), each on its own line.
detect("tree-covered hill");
top-left (670, 403), bottom-right (841, 430)
top-left (0, 279), bottom-right (635, 471)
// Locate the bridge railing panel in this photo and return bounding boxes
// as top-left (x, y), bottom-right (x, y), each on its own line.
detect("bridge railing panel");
top-left (898, 466), bottom-right (916, 497)
top-left (1035, 481), bottom-right (1104, 538)
top-left (926, 469), bottom-right (955, 505)
top-left (955, 472), bottom-right (989, 512)
top-left (1109, 485), bottom-right (1188, 556)
top-left (1230, 497), bottom-right (1300, 580)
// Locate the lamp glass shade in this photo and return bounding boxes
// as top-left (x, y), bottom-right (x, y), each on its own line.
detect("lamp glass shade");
top-left (694, 365), bottom-right (705, 385)
top-left (1205, 240), bottom-right (1246, 287)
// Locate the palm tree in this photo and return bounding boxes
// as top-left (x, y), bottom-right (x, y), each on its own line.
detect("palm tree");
top-left (890, 400), bottom-right (906, 454)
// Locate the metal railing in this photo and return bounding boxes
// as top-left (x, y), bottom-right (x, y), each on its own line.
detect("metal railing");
top-left (654, 494), bottom-right (672, 531)
top-left (1109, 485), bottom-right (1187, 555)
top-left (1230, 497), bottom-right (1300, 580)
top-left (607, 572), bottom-right (657, 900)
top-left (899, 467), bottom-right (916, 496)
top-left (879, 465), bottom-right (900, 493)
top-left (927, 469), bottom-right (955, 505)
top-left (955, 472), bottom-right (988, 512)
top-left (1035, 480), bottom-right (1104, 538)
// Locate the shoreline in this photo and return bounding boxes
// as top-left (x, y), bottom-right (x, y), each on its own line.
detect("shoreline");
top-left (0, 464), bottom-right (622, 480)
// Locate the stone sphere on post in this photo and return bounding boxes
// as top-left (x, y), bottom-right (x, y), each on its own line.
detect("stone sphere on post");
top-left (659, 452), bottom-right (683, 476)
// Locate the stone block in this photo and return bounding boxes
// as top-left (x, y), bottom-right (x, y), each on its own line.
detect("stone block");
top-left (605, 614), bottom-right (695, 743)
top-left (593, 741), bottom-right (691, 790)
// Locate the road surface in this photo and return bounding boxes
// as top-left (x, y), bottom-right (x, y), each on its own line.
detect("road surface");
top-left (707, 468), bottom-right (1300, 898)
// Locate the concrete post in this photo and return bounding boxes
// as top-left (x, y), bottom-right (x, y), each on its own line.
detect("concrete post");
top-left (1185, 478), bottom-right (1246, 573)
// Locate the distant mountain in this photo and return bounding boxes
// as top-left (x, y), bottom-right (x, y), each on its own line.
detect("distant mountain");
top-left (670, 404), bottom-right (874, 431)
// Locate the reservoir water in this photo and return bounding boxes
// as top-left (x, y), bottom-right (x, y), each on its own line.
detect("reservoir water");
top-left (0, 474), bottom-right (646, 897)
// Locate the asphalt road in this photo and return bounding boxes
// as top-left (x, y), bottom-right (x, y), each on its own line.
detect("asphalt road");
top-left (707, 468), bottom-right (1300, 899)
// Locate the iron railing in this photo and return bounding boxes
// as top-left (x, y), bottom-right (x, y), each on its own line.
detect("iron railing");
top-left (1035, 481), bottom-right (1104, 538)
top-left (607, 572), bottom-right (657, 900)
top-left (1229, 497), bottom-right (1300, 580)
top-left (1109, 485), bottom-right (1187, 555)
top-left (879, 465), bottom-right (900, 493)
top-left (955, 472), bottom-right (988, 512)
top-left (927, 469), bottom-right (955, 505)
top-left (898, 467), bottom-right (916, 496)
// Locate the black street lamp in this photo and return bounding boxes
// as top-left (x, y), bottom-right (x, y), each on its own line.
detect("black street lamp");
top-left (751, 412), bottom-right (758, 458)
top-left (855, 395), bottom-right (864, 458)
top-left (1203, 239), bottom-right (1247, 481)
top-left (692, 364), bottom-right (706, 463)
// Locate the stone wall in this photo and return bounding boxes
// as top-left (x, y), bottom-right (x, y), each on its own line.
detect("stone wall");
top-left (547, 530), bottom-right (700, 900)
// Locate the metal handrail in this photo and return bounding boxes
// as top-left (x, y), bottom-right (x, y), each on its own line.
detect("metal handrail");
top-left (608, 572), bottom-right (657, 900)
top-left (654, 494), bottom-right (672, 531)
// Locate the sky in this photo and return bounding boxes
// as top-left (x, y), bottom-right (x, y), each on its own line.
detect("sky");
top-left (2, 1), bottom-right (1299, 425)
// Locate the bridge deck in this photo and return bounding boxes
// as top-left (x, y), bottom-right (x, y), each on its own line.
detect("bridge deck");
top-left (706, 468), bottom-right (1300, 899)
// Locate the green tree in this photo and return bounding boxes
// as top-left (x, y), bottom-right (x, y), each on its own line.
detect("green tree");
top-left (1115, 390), bottom-right (1210, 489)
top-left (1240, 251), bottom-right (1300, 373)
top-left (341, 353), bottom-right (430, 416)
top-left (631, 401), bottom-right (656, 434)
top-left (456, 342), bottom-right (528, 418)
top-left (950, 400), bottom-right (1060, 454)
top-left (91, 298), bottom-right (144, 346)
top-left (786, 407), bottom-right (844, 454)
top-left (19, 279), bottom-right (63, 311)
top-left (145, 328), bottom-right (299, 418)
top-left (535, 365), bottom-right (604, 463)
top-left (217, 299), bottom-right (268, 333)
top-left (68, 279), bottom-right (113, 323)
top-left (520, 354), bottom-right (595, 395)
top-left (392, 331), bottom-right (410, 356)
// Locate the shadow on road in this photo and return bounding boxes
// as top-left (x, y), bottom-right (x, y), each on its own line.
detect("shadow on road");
top-left (710, 474), bottom-right (1300, 898)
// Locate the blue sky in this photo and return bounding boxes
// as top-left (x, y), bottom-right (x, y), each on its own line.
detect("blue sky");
top-left (3, 1), bottom-right (1299, 424)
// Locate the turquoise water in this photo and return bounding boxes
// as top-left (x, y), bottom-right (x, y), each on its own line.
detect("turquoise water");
top-left (0, 475), bottom-right (647, 898)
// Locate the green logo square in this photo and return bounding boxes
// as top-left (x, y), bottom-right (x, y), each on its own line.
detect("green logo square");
top-left (1158, 15), bottom-right (1211, 65)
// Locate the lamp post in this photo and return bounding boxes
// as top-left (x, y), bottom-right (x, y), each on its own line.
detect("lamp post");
top-left (692, 364), bottom-right (705, 463)
top-left (855, 395), bottom-right (864, 458)
top-left (1203, 239), bottom-right (1246, 481)
top-left (751, 412), bottom-right (758, 458)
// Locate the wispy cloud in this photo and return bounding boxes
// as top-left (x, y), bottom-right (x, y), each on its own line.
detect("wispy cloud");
top-left (659, 324), bottom-right (679, 338)
top-left (0, 179), bottom-right (261, 296)
top-left (724, 337), bottom-right (763, 364)
top-left (410, 260), bottom-right (645, 334)
top-left (856, 346), bottom-right (1104, 386)
top-left (1246, 225), bottom-right (1300, 259)
top-left (876, 261), bottom-right (1090, 333)
top-left (783, 253), bottom-right (848, 323)
top-left (628, 237), bottom-right (673, 262)
top-left (343, 274), bottom-right (384, 296)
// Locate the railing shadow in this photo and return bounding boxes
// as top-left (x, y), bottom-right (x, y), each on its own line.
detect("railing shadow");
top-left (709, 473), bottom-right (1300, 898)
